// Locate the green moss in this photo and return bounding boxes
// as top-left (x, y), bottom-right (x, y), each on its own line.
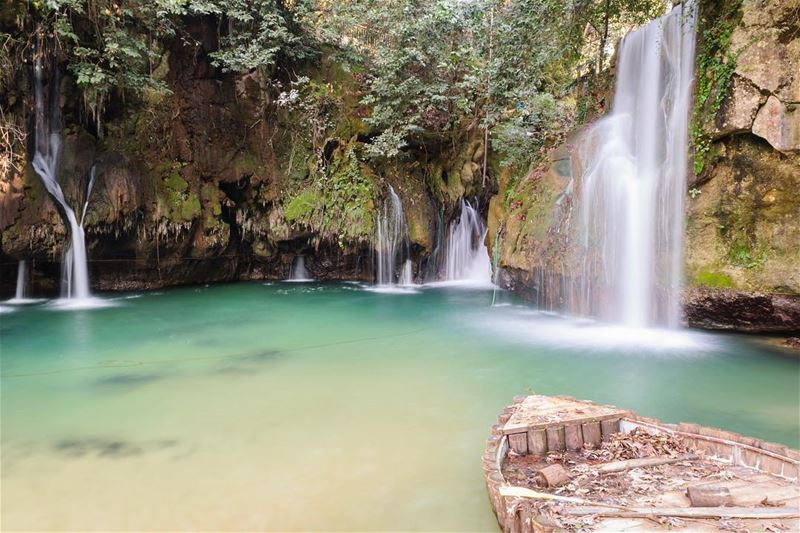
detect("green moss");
top-left (155, 163), bottom-right (201, 222)
top-left (690, 0), bottom-right (744, 175)
top-left (284, 189), bottom-right (320, 222)
top-left (279, 145), bottom-right (375, 245)
top-left (165, 172), bottom-right (188, 192)
top-left (696, 268), bottom-right (734, 288)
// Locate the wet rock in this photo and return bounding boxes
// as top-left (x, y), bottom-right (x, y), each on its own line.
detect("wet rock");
top-left (683, 288), bottom-right (800, 333)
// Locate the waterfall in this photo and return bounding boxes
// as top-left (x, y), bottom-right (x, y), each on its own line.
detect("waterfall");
top-left (80, 165), bottom-right (96, 228)
top-left (569, 2), bottom-right (696, 327)
top-left (289, 255), bottom-right (313, 281)
top-left (32, 38), bottom-right (92, 301)
top-left (14, 260), bottom-right (28, 300)
top-left (443, 200), bottom-right (492, 284)
top-left (374, 186), bottom-right (413, 286)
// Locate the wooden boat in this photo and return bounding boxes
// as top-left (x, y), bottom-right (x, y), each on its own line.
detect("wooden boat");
top-left (483, 395), bottom-right (800, 532)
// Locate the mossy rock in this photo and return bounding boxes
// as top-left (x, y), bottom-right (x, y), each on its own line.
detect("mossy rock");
top-left (284, 189), bottom-right (320, 222)
top-left (155, 163), bottom-right (201, 222)
top-left (695, 268), bottom-right (735, 288)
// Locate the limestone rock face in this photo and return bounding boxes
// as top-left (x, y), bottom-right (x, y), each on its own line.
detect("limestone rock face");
top-left (685, 135), bottom-right (800, 295)
top-left (709, 75), bottom-right (764, 139)
top-left (732, 0), bottom-right (800, 103)
top-left (752, 96), bottom-right (800, 152)
top-left (724, 0), bottom-right (800, 153)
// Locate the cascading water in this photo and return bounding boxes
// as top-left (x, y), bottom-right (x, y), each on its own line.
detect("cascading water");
top-left (568, 2), bottom-right (696, 328)
top-left (13, 260), bottom-right (28, 301)
top-left (80, 165), bottom-right (96, 228)
top-left (288, 255), bottom-right (313, 281)
top-left (443, 200), bottom-right (492, 284)
top-left (374, 186), bottom-right (413, 286)
top-left (32, 38), bottom-right (92, 302)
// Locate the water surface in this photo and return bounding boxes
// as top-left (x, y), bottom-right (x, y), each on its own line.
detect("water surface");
top-left (2, 283), bottom-right (798, 531)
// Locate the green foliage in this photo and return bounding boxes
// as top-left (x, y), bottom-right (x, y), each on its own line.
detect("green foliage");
top-left (193, 0), bottom-right (317, 74)
top-left (36, 0), bottom-right (181, 128)
top-left (727, 238), bottom-right (765, 269)
top-left (492, 93), bottom-right (570, 168)
top-left (690, 0), bottom-right (743, 174)
top-left (284, 189), bottom-right (320, 221)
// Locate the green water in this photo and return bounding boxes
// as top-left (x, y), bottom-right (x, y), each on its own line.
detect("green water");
top-left (1, 282), bottom-right (798, 531)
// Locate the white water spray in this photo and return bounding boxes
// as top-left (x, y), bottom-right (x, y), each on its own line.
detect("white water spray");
top-left (288, 255), bottom-right (313, 281)
top-left (443, 200), bottom-right (492, 284)
top-left (569, 2), bottom-right (696, 327)
top-left (32, 41), bottom-right (92, 302)
top-left (374, 186), bottom-right (413, 286)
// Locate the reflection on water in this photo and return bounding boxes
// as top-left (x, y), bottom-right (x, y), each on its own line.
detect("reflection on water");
top-left (1, 282), bottom-right (798, 531)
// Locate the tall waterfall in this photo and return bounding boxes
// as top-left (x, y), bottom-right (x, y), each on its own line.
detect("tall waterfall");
top-left (374, 186), bottom-right (413, 286)
top-left (443, 200), bottom-right (492, 284)
top-left (569, 2), bottom-right (696, 328)
top-left (32, 40), bottom-right (92, 301)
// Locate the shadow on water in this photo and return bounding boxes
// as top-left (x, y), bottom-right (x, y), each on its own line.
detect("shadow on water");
top-left (53, 438), bottom-right (182, 459)
top-left (94, 373), bottom-right (165, 389)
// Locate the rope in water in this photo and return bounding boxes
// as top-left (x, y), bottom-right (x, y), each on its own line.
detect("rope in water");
top-left (0, 326), bottom-right (434, 379)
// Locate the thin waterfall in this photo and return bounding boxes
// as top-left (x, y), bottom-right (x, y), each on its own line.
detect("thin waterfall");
top-left (80, 165), bottom-right (96, 227)
top-left (289, 255), bottom-right (312, 281)
top-left (443, 200), bottom-right (492, 283)
top-left (14, 260), bottom-right (28, 300)
top-left (32, 36), bottom-right (92, 301)
top-left (374, 186), bottom-right (412, 286)
top-left (568, 2), bottom-right (696, 327)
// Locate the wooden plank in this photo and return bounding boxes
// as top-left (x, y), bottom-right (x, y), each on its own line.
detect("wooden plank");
top-left (527, 428), bottom-right (548, 455)
top-left (508, 433), bottom-right (528, 455)
top-left (582, 421), bottom-right (602, 447)
top-left (728, 482), bottom-right (800, 506)
top-left (565, 424), bottom-right (583, 451)
top-left (547, 426), bottom-right (566, 452)
top-left (601, 418), bottom-right (620, 441)
top-left (560, 506), bottom-right (800, 519)
top-left (502, 395), bottom-right (628, 434)
top-left (596, 454), bottom-right (700, 474)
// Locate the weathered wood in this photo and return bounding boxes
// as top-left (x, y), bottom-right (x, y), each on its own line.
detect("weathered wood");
top-left (564, 424), bottom-right (583, 451)
top-left (497, 486), bottom-right (626, 509)
top-left (582, 421), bottom-right (602, 447)
top-left (508, 433), bottom-right (528, 455)
top-left (527, 428), bottom-right (548, 455)
top-left (560, 506), bottom-right (800, 519)
top-left (600, 418), bottom-right (620, 440)
top-left (546, 426), bottom-right (566, 452)
top-left (596, 454), bottom-right (700, 474)
top-left (728, 482), bottom-right (800, 506)
top-left (503, 395), bottom-right (628, 434)
top-left (535, 464), bottom-right (570, 488)
top-left (687, 485), bottom-right (733, 507)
